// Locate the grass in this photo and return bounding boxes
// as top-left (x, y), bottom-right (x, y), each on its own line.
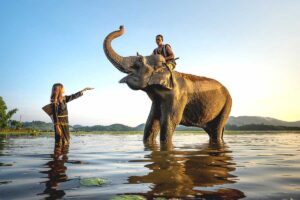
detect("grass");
top-left (0, 128), bottom-right (54, 136)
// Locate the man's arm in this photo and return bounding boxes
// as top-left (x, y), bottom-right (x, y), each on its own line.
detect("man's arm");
top-left (165, 44), bottom-right (175, 62)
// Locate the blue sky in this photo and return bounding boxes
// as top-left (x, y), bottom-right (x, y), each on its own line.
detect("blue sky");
top-left (1, 1), bottom-right (299, 126)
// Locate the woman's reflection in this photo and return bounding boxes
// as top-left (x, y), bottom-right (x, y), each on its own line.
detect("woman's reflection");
top-left (39, 144), bottom-right (69, 199)
top-left (128, 141), bottom-right (245, 199)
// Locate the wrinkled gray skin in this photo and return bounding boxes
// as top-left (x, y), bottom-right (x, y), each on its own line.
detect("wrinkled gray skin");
top-left (103, 26), bottom-right (232, 143)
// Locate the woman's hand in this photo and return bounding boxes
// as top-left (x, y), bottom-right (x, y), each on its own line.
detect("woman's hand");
top-left (81, 87), bottom-right (94, 93)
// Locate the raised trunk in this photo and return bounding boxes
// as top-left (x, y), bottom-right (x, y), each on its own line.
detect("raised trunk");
top-left (103, 26), bottom-right (137, 73)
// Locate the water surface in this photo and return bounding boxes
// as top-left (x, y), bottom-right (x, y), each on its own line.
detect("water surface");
top-left (0, 132), bottom-right (299, 199)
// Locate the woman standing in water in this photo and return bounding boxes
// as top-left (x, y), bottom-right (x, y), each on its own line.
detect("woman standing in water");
top-left (50, 83), bottom-right (93, 145)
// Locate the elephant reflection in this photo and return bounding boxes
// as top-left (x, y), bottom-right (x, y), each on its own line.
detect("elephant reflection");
top-left (39, 144), bottom-right (69, 199)
top-left (127, 141), bottom-right (245, 199)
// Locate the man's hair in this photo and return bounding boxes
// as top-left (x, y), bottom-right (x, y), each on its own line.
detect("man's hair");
top-left (156, 34), bottom-right (163, 41)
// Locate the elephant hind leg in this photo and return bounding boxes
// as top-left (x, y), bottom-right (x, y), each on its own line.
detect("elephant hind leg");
top-left (207, 97), bottom-right (232, 141)
top-left (203, 127), bottom-right (214, 138)
top-left (217, 96), bottom-right (232, 138)
top-left (205, 122), bottom-right (224, 142)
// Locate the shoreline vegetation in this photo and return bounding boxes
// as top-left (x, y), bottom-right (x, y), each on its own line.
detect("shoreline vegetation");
top-left (1, 118), bottom-right (300, 136)
top-left (1, 123), bottom-right (300, 137)
top-left (14, 121), bottom-right (300, 131)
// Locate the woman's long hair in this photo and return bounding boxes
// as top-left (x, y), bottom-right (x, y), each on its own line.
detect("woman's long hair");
top-left (50, 83), bottom-right (64, 104)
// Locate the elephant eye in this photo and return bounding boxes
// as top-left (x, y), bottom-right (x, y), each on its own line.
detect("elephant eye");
top-left (132, 63), bottom-right (140, 70)
top-left (139, 56), bottom-right (144, 63)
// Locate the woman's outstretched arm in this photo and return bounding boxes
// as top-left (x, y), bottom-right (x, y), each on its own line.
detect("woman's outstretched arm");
top-left (65, 87), bottom-right (94, 103)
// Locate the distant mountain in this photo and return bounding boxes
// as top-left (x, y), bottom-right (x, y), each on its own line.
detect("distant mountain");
top-left (228, 116), bottom-right (300, 127)
top-left (134, 123), bottom-right (145, 131)
top-left (73, 124), bottom-right (134, 131)
top-left (21, 116), bottom-right (300, 132)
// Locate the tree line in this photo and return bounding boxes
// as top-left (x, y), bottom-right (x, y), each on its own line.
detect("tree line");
top-left (0, 96), bottom-right (22, 130)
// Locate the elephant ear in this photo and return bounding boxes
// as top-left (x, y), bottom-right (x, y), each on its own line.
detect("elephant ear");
top-left (148, 67), bottom-right (174, 89)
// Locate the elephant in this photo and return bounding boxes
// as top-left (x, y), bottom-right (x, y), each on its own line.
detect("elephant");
top-left (103, 26), bottom-right (232, 143)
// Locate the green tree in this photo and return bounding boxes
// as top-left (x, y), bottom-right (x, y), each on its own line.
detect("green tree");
top-left (10, 120), bottom-right (23, 130)
top-left (0, 96), bottom-right (18, 129)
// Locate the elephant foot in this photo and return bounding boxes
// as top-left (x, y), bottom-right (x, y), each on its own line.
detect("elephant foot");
top-left (160, 142), bottom-right (174, 151)
top-left (143, 140), bottom-right (159, 151)
top-left (143, 137), bottom-right (156, 144)
top-left (159, 136), bottom-right (173, 144)
top-left (209, 137), bottom-right (224, 145)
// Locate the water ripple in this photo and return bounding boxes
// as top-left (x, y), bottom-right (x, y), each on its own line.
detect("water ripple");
top-left (0, 133), bottom-right (299, 199)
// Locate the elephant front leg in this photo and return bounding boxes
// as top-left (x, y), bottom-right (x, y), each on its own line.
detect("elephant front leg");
top-left (159, 101), bottom-right (185, 143)
top-left (160, 117), bottom-right (176, 143)
top-left (143, 103), bottom-right (161, 143)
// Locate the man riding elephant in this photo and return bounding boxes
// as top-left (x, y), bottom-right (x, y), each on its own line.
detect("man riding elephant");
top-left (152, 34), bottom-right (176, 71)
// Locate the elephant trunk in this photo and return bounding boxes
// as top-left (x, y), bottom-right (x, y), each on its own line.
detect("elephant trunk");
top-left (103, 25), bottom-right (137, 73)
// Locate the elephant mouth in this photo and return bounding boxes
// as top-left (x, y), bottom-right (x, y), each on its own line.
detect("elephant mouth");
top-left (119, 76), bottom-right (128, 83)
top-left (119, 73), bottom-right (138, 84)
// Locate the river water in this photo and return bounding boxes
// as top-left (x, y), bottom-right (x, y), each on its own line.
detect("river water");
top-left (0, 132), bottom-right (299, 200)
